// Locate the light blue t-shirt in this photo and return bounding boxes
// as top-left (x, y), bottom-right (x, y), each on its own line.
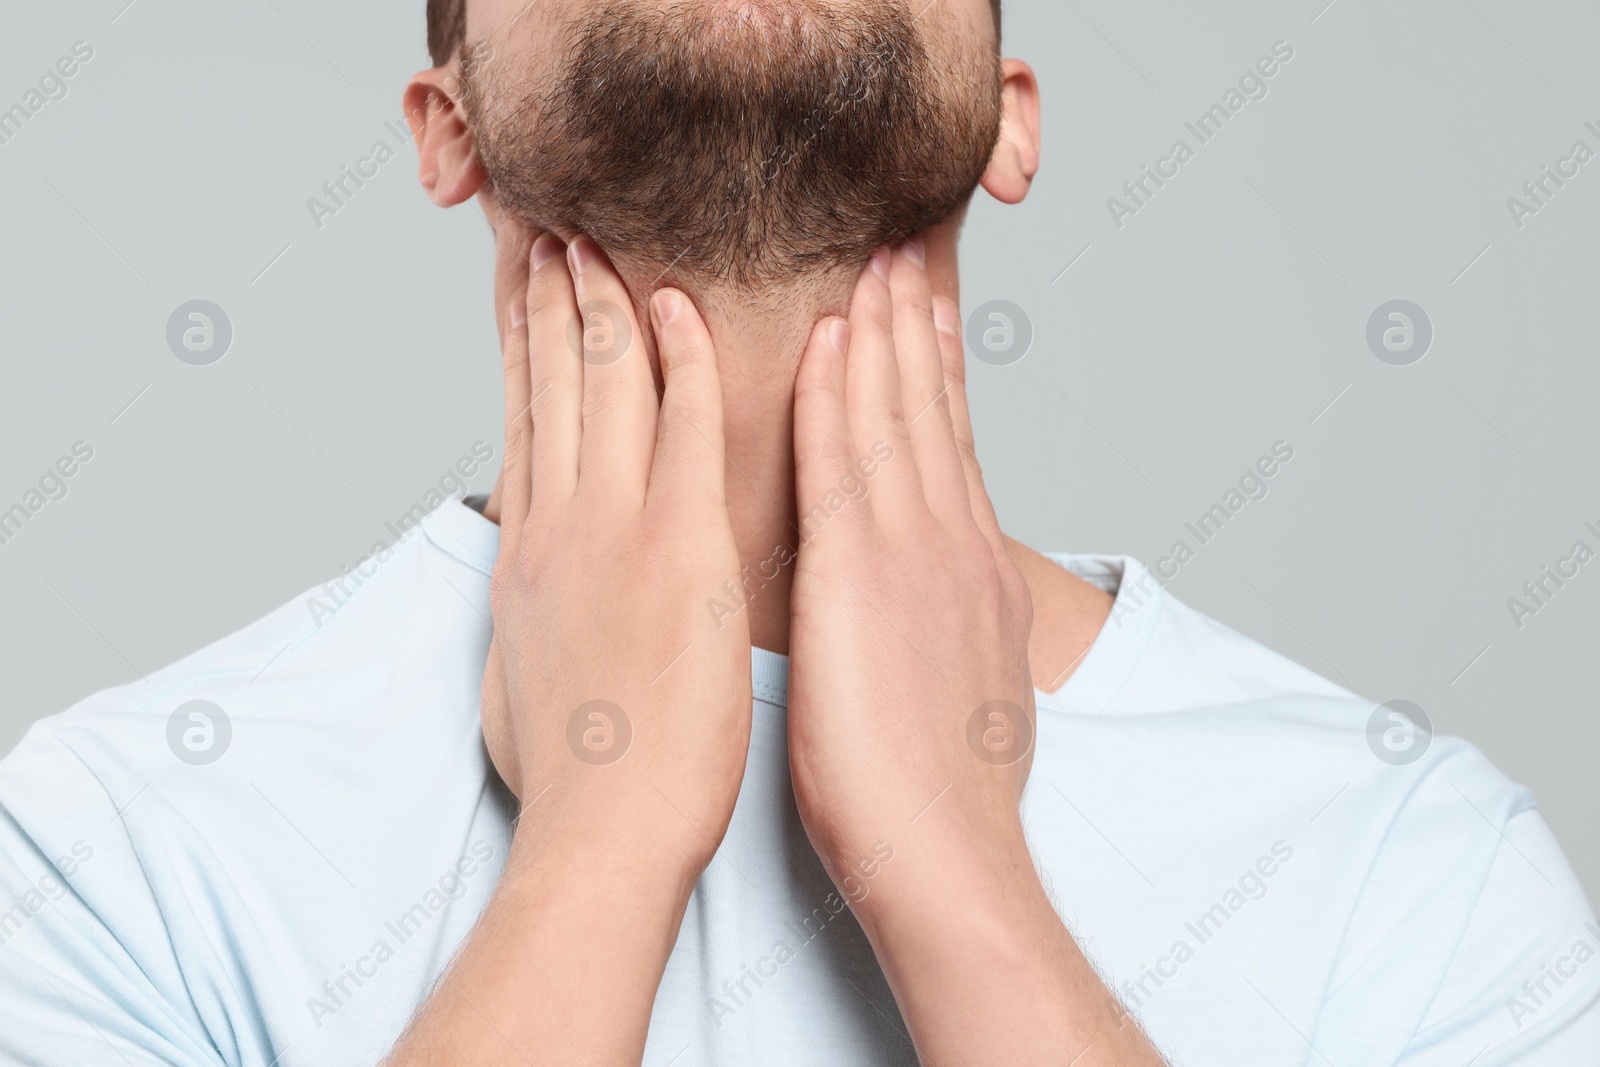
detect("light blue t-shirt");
top-left (1, 498), bottom-right (1596, 1065)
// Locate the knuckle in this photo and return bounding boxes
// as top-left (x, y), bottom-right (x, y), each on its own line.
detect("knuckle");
top-left (653, 482), bottom-right (720, 523)
top-left (487, 569), bottom-right (518, 617)
top-left (503, 424), bottom-right (530, 464)
top-left (957, 439), bottom-right (984, 478)
top-left (525, 270), bottom-right (569, 318)
top-left (793, 380), bottom-right (840, 414)
top-left (975, 570), bottom-right (1006, 618)
top-left (870, 399), bottom-right (907, 432)
top-left (870, 300), bottom-right (895, 333)
top-left (899, 290), bottom-right (935, 322)
top-left (501, 337), bottom-right (525, 377)
top-left (631, 523), bottom-right (679, 564)
top-left (663, 333), bottom-right (710, 371)
top-left (526, 378), bottom-right (558, 426)
top-left (795, 445), bottom-right (856, 487)
top-left (626, 521), bottom-right (710, 577)
top-left (1012, 581), bottom-right (1036, 631)
top-left (942, 348), bottom-right (968, 386)
top-left (664, 388), bottom-right (716, 428)
top-left (919, 388), bottom-right (953, 424)
top-left (581, 382), bottom-right (633, 422)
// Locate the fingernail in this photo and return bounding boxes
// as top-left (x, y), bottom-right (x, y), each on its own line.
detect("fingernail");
top-left (568, 235), bottom-right (598, 275)
top-left (653, 288), bottom-right (684, 326)
top-left (827, 318), bottom-right (850, 354)
top-left (509, 300), bottom-right (527, 330)
top-left (531, 233), bottom-right (563, 272)
top-left (869, 248), bottom-right (891, 282)
top-left (933, 297), bottom-right (960, 338)
top-left (896, 239), bottom-right (926, 268)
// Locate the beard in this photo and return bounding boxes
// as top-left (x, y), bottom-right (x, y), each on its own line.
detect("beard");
top-left (462, 0), bottom-right (1002, 290)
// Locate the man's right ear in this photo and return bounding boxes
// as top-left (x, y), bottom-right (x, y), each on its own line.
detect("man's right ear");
top-left (404, 68), bottom-right (487, 207)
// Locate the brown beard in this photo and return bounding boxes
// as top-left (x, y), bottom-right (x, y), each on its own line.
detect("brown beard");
top-left (463, 0), bottom-right (1001, 291)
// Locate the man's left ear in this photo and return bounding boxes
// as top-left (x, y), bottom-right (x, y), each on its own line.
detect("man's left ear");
top-left (404, 67), bottom-right (487, 208)
top-left (979, 59), bottom-right (1041, 205)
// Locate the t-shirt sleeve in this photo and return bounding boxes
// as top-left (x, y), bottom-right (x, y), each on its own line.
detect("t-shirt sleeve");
top-left (0, 806), bottom-right (230, 1066)
top-left (1401, 808), bottom-right (1600, 1065)
top-left (0, 718), bottom-right (247, 1067)
top-left (1308, 743), bottom-right (1600, 1067)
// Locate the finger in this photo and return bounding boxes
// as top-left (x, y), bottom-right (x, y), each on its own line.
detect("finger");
top-left (932, 294), bottom-right (1006, 556)
top-left (497, 235), bottom-right (533, 542)
top-left (890, 242), bottom-right (970, 526)
top-left (794, 316), bottom-right (873, 542)
top-left (647, 288), bottom-right (727, 511)
top-left (526, 233), bottom-right (583, 506)
top-left (569, 236), bottom-right (656, 508)
top-left (844, 248), bottom-right (924, 525)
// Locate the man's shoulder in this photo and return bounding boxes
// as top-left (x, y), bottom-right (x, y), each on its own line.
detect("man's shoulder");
top-left (1066, 554), bottom-right (1554, 877)
top-left (1027, 556), bottom-right (1598, 1061)
top-left (1036, 552), bottom-right (1350, 719)
top-left (1035, 553), bottom-right (1541, 896)
top-left (0, 500), bottom-right (498, 862)
top-left (0, 502), bottom-right (509, 1063)
top-left (13, 500), bottom-right (494, 747)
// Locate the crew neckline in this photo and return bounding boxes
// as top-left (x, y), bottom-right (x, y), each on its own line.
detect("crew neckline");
top-left (425, 497), bottom-right (1160, 718)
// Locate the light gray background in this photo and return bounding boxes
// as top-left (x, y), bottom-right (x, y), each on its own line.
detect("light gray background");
top-left (1, 0), bottom-right (1595, 899)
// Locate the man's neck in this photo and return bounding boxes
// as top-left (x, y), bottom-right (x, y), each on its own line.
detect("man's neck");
top-left (687, 227), bottom-right (968, 654)
top-left (482, 212), bottom-right (1113, 690)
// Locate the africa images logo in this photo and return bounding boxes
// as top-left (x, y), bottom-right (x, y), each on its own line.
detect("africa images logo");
top-left (1365, 700), bottom-right (1433, 767)
top-left (966, 700), bottom-right (1033, 766)
top-left (567, 701), bottom-right (632, 766)
top-left (166, 700), bottom-right (232, 766)
top-left (1366, 300), bottom-right (1433, 367)
top-left (166, 301), bottom-right (234, 366)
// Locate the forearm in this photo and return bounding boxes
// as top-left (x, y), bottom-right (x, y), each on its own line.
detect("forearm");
top-left (853, 824), bottom-right (1166, 1067)
top-left (384, 826), bottom-right (700, 1066)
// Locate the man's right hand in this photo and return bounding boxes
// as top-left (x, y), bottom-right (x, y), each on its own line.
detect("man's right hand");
top-left (479, 232), bottom-right (752, 868)
top-left (387, 232), bottom-right (750, 1065)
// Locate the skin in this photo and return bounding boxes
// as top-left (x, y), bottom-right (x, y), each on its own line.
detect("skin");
top-left (384, 2), bottom-right (1158, 1064)
top-left (785, 245), bottom-right (1160, 1064)
top-left (404, 0), bottom-right (1113, 673)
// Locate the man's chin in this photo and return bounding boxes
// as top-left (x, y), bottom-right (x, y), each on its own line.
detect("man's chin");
top-left (463, 0), bottom-right (1000, 291)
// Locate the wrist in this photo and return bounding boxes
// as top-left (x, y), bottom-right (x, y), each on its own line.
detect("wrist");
top-left (409, 799), bottom-right (707, 1064)
top-left (489, 822), bottom-right (705, 983)
top-left (846, 812), bottom-right (1043, 943)
top-left (855, 833), bottom-right (1071, 1016)
top-left (849, 841), bottom-right (1145, 1065)
top-left (508, 805), bottom-right (709, 903)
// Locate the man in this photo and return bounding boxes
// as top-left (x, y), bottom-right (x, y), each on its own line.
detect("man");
top-left (0, 0), bottom-right (1595, 1064)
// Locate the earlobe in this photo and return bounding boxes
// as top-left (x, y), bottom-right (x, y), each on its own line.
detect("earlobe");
top-left (979, 59), bottom-right (1042, 206)
top-left (404, 68), bottom-right (487, 208)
